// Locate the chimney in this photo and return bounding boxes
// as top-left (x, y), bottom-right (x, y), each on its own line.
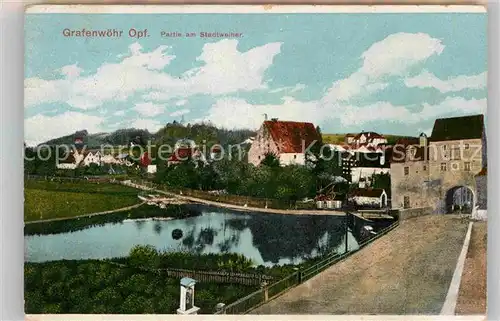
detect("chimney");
top-left (419, 133), bottom-right (427, 147)
top-left (271, 118), bottom-right (278, 122)
top-left (263, 113), bottom-right (268, 121)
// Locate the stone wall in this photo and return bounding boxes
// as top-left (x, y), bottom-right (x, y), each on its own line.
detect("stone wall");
top-left (395, 207), bottom-right (433, 221)
top-left (247, 125), bottom-right (280, 166)
top-left (390, 161), bottom-right (428, 210)
top-left (391, 137), bottom-right (484, 214)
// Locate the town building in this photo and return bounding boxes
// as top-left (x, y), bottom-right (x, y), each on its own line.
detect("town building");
top-left (390, 114), bottom-right (487, 215)
top-left (348, 188), bottom-right (388, 209)
top-left (82, 151), bottom-right (102, 166)
top-left (56, 153), bottom-right (79, 169)
top-left (247, 119), bottom-right (322, 166)
top-left (167, 147), bottom-right (206, 167)
top-left (341, 152), bottom-right (390, 186)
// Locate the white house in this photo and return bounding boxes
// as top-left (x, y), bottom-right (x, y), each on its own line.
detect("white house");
top-left (101, 154), bottom-right (119, 164)
top-left (147, 165), bottom-right (157, 174)
top-left (82, 151), bottom-right (102, 166)
top-left (56, 154), bottom-right (80, 169)
top-left (348, 188), bottom-right (388, 208)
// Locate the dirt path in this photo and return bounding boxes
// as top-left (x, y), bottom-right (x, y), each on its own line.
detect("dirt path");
top-left (455, 221), bottom-right (487, 315)
top-left (251, 215), bottom-right (468, 315)
top-left (123, 182), bottom-right (347, 216)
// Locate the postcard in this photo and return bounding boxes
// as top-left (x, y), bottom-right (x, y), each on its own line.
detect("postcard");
top-left (24, 4), bottom-right (487, 319)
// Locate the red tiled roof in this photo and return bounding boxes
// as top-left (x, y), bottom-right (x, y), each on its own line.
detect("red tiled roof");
top-left (59, 154), bottom-right (76, 164)
top-left (263, 120), bottom-right (321, 154)
top-left (168, 148), bottom-right (195, 162)
top-left (140, 152), bottom-right (152, 167)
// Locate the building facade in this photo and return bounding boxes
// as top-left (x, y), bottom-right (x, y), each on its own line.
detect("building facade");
top-left (247, 119), bottom-right (321, 166)
top-left (391, 114), bottom-right (486, 214)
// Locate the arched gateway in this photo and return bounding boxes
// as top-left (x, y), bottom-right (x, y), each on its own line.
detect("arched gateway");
top-left (445, 186), bottom-right (474, 214)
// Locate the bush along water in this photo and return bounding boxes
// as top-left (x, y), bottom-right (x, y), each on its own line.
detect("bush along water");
top-left (24, 204), bottom-right (202, 236)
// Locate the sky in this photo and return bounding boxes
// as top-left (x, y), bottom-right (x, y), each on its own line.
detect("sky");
top-left (24, 11), bottom-right (487, 146)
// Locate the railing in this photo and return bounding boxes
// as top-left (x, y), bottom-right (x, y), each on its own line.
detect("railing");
top-left (215, 219), bottom-right (400, 315)
top-left (107, 261), bottom-right (273, 286)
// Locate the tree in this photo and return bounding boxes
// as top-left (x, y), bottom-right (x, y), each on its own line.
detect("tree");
top-left (129, 245), bottom-right (161, 268)
top-left (260, 152), bottom-right (280, 168)
top-left (371, 172), bottom-right (391, 196)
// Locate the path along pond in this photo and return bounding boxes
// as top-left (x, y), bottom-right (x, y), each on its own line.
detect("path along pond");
top-left (25, 205), bottom-right (389, 267)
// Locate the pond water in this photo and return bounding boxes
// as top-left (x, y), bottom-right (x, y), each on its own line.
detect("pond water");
top-left (25, 206), bottom-right (362, 267)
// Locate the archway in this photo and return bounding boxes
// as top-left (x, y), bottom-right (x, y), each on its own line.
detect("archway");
top-left (445, 186), bottom-right (474, 214)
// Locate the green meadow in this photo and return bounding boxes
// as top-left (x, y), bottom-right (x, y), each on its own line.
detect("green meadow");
top-left (24, 180), bottom-right (141, 222)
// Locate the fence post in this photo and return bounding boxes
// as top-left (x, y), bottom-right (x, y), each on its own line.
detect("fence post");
top-left (261, 281), bottom-right (269, 302)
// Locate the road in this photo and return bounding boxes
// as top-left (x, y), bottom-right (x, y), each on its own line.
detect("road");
top-left (251, 215), bottom-right (469, 315)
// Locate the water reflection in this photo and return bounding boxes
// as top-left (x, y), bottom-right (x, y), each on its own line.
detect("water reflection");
top-left (25, 205), bottom-right (362, 266)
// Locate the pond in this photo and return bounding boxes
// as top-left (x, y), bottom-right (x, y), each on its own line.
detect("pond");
top-left (25, 205), bottom-right (364, 267)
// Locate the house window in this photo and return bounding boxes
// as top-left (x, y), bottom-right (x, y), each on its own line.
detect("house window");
top-left (464, 162), bottom-right (471, 171)
top-left (442, 145), bottom-right (447, 151)
top-left (441, 163), bottom-right (447, 171)
top-left (404, 196), bottom-right (410, 209)
top-left (452, 147), bottom-right (461, 160)
top-left (294, 155), bottom-right (297, 159)
top-left (404, 167), bottom-right (409, 176)
top-left (258, 156), bottom-right (261, 160)
top-left (465, 143), bottom-right (470, 150)
top-left (423, 165), bottom-right (427, 171)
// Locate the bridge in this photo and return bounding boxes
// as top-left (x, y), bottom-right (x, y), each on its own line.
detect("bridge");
top-left (250, 215), bottom-right (474, 315)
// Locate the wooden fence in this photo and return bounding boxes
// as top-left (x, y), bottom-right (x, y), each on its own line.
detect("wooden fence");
top-left (160, 268), bottom-right (273, 286)
top-left (107, 261), bottom-right (273, 286)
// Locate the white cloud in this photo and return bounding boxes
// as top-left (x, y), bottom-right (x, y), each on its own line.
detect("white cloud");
top-left (339, 96), bottom-right (486, 126)
top-left (200, 96), bottom-right (325, 130)
top-left (404, 70), bottom-right (487, 93)
top-left (170, 109), bottom-right (190, 117)
top-left (201, 95), bottom-right (485, 132)
top-left (114, 110), bottom-right (125, 116)
top-left (269, 83), bottom-right (306, 94)
top-left (131, 119), bottom-right (163, 132)
top-left (175, 99), bottom-right (188, 106)
top-left (134, 102), bottom-right (165, 117)
top-left (25, 112), bottom-right (104, 146)
top-left (26, 40), bottom-right (282, 109)
top-left (324, 32), bottom-right (445, 103)
top-left (59, 63), bottom-right (83, 79)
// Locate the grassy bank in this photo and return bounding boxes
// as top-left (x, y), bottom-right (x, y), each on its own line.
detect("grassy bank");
top-left (24, 249), bottom-right (322, 314)
top-left (24, 180), bottom-right (141, 222)
top-left (25, 259), bottom-right (257, 314)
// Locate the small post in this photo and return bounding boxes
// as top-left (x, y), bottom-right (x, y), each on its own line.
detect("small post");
top-left (215, 303), bottom-right (226, 314)
top-left (345, 212), bottom-right (349, 254)
top-left (261, 281), bottom-right (269, 302)
top-left (177, 277), bottom-right (200, 315)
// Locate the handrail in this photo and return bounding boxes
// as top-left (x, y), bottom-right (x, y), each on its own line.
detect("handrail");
top-left (216, 219), bottom-right (400, 314)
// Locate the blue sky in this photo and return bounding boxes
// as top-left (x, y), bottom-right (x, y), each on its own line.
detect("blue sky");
top-left (24, 11), bottom-right (487, 145)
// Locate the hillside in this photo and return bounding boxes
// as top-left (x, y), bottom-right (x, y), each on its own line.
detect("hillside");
top-left (40, 122), bottom-right (256, 149)
top-left (41, 128), bottom-right (153, 148)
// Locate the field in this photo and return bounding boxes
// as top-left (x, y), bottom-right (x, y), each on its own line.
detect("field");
top-left (24, 180), bottom-right (141, 222)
